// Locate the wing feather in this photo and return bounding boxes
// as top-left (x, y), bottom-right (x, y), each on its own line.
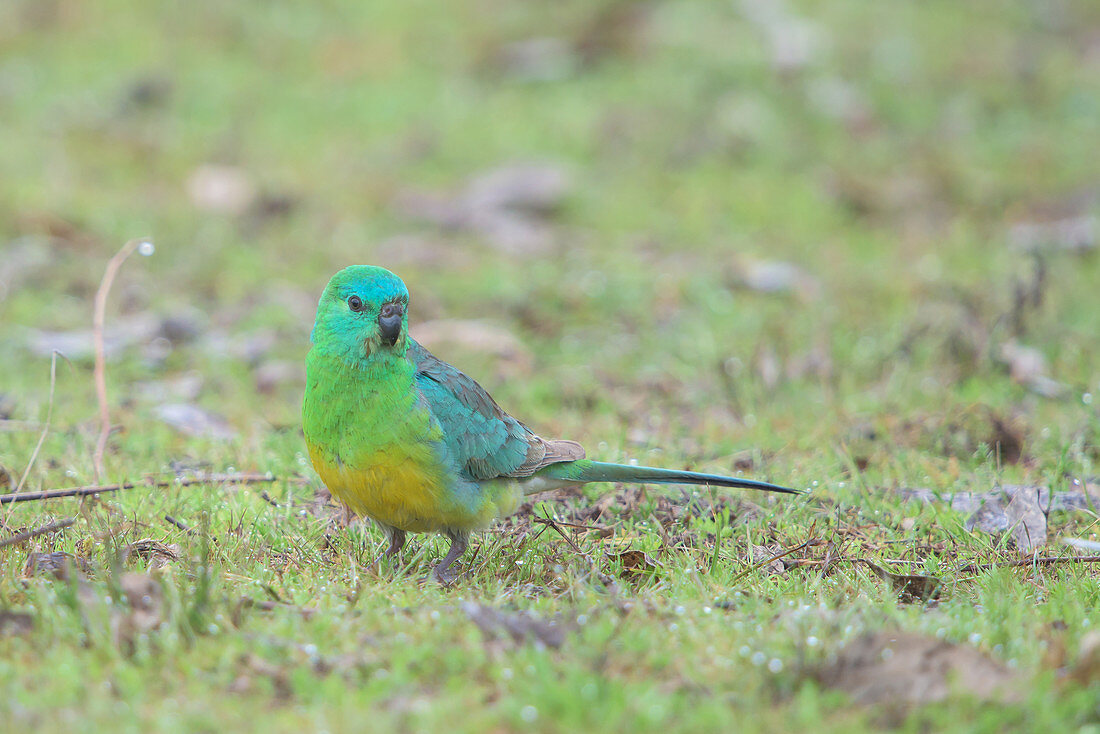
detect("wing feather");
top-left (408, 340), bottom-right (584, 480)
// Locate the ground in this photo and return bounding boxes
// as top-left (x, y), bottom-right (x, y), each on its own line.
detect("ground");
top-left (1, 0), bottom-right (1099, 731)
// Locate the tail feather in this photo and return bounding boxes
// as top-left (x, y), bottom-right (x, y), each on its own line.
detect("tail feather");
top-left (534, 459), bottom-right (800, 495)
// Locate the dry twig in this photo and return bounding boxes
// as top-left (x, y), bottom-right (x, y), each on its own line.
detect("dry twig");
top-left (0, 518), bottom-right (76, 549)
top-left (730, 537), bottom-right (815, 583)
top-left (532, 514), bottom-right (583, 553)
top-left (958, 555), bottom-right (1100, 574)
top-left (163, 514), bottom-right (192, 533)
top-left (0, 473), bottom-right (304, 506)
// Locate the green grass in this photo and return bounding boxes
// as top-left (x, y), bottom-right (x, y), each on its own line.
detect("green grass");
top-left (2, 0), bottom-right (1099, 730)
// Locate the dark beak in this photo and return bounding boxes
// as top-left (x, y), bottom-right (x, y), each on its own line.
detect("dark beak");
top-left (378, 302), bottom-right (404, 346)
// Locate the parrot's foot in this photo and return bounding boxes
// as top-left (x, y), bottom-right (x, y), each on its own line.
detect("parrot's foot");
top-left (431, 530), bottom-right (469, 585)
top-left (431, 564), bottom-right (460, 585)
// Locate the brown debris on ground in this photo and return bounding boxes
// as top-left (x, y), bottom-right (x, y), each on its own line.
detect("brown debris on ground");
top-left (897, 482), bottom-right (1100, 553)
top-left (461, 602), bottom-right (567, 649)
top-left (854, 559), bottom-right (942, 604)
top-left (818, 630), bottom-right (1021, 704)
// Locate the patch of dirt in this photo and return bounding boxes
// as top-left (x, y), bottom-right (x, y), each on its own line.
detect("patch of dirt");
top-left (819, 631), bottom-right (1021, 704)
top-left (461, 602), bottom-right (566, 649)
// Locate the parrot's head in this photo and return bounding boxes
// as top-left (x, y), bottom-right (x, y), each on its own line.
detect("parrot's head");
top-left (310, 265), bottom-right (410, 363)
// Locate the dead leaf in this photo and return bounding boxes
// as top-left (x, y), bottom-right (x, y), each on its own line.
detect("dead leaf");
top-left (806, 76), bottom-right (874, 132)
top-left (124, 539), bottom-right (180, 569)
top-left (899, 483), bottom-right (1099, 516)
top-left (856, 560), bottom-right (942, 603)
top-left (461, 602), bottom-right (565, 648)
top-left (891, 407), bottom-right (1026, 464)
top-left (738, 0), bottom-right (823, 74)
top-left (233, 598), bottom-right (318, 625)
top-left (819, 631), bottom-right (1020, 704)
top-left (253, 360), bottom-right (305, 394)
top-left (373, 234), bottom-right (472, 269)
top-left (613, 549), bottom-right (661, 578)
top-left (0, 610), bottom-right (34, 637)
top-left (14, 212), bottom-right (99, 251)
top-left (751, 545), bottom-right (789, 576)
top-left (393, 162), bottom-right (571, 255)
top-left (23, 552), bottom-right (89, 580)
top-left (897, 488), bottom-right (1051, 550)
top-left (573, 0), bottom-right (650, 66)
top-left (202, 328), bottom-right (278, 365)
top-left (186, 165), bottom-right (257, 215)
top-left (1069, 631), bottom-right (1100, 685)
top-left (495, 38), bottom-right (577, 82)
top-left (963, 485), bottom-right (1049, 552)
top-left (465, 163), bottom-right (570, 216)
top-left (754, 345), bottom-right (782, 390)
top-left (787, 340), bottom-right (834, 382)
top-left (1009, 216), bottom-right (1096, 255)
top-left (411, 319), bottom-right (533, 376)
top-left (155, 403), bottom-right (237, 439)
top-left (134, 373), bottom-right (204, 403)
top-left (157, 309), bottom-right (206, 344)
top-left (26, 313), bottom-right (160, 361)
top-left (245, 192), bottom-right (297, 228)
top-left (1003, 486), bottom-right (1048, 552)
top-left (731, 451), bottom-right (756, 472)
top-left (733, 259), bottom-right (822, 299)
top-left (115, 573), bottom-right (164, 637)
top-left (0, 237), bottom-right (53, 302)
top-left (0, 393), bottom-right (14, 421)
top-left (997, 341), bottom-right (1067, 398)
top-left (117, 74), bottom-right (173, 113)
top-left (228, 653), bottom-right (293, 700)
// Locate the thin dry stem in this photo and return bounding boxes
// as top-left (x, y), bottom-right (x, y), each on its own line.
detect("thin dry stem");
top-left (15, 351), bottom-right (62, 493)
top-left (92, 238), bottom-right (145, 482)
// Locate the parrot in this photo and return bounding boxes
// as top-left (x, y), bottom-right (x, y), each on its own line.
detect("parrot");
top-left (302, 265), bottom-right (799, 583)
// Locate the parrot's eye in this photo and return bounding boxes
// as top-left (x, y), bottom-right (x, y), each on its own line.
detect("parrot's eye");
top-left (347, 296), bottom-right (365, 312)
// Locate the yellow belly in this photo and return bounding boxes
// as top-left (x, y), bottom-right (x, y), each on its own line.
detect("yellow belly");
top-left (309, 442), bottom-right (465, 533)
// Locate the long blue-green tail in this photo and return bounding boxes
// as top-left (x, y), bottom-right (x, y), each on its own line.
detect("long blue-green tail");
top-left (535, 459), bottom-right (800, 495)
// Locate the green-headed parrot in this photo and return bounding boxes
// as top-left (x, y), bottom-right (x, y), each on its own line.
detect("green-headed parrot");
top-left (303, 266), bottom-right (799, 582)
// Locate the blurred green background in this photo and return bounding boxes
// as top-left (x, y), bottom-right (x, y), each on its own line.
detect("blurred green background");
top-left (2, 1), bottom-right (1100, 730)
top-left (3, 0), bottom-right (1099, 471)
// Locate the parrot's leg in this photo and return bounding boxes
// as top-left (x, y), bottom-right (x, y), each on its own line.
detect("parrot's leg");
top-left (383, 527), bottom-right (407, 557)
top-left (431, 529), bottom-right (469, 585)
top-left (369, 524), bottom-right (407, 570)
